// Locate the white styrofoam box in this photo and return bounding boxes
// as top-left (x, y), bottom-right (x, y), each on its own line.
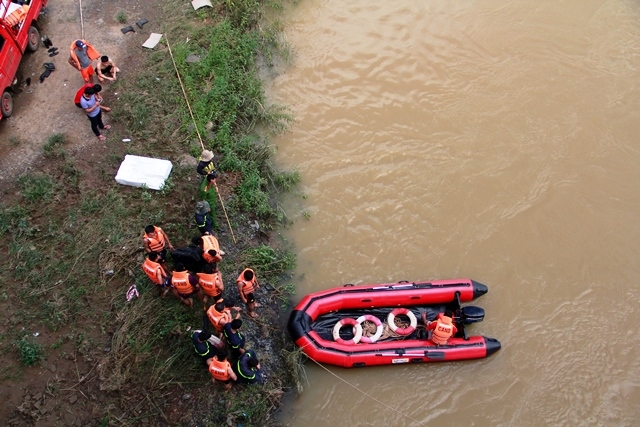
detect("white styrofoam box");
top-left (115, 155), bottom-right (173, 191)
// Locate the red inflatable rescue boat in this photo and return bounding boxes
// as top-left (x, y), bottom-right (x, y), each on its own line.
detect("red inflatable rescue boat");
top-left (287, 279), bottom-right (500, 368)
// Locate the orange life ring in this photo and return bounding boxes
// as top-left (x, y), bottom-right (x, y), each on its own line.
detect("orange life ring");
top-left (332, 318), bottom-right (362, 345)
top-left (387, 308), bottom-right (417, 336)
top-left (356, 314), bottom-right (383, 343)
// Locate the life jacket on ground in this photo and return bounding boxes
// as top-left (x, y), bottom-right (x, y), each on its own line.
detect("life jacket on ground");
top-left (431, 314), bottom-right (457, 345)
top-left (209, 358), bottom-right (231, 381)
top-left (236, 268), bottom-right (256, 297)
top-left (142, 258), bottom-right (165, 285)
top-left (198, 272), bottom-right (222, 297)
top-left (202, 235), bottom-right (222, 263)
top-left (207, 305), bottom-right (231, 333)
top-left (143, 226), bottom-right (166, 252)
top-left (172, 271), bottom-right (194, 295)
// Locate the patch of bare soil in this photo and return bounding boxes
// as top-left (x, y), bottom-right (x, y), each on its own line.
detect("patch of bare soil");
top-left (0, 0), bottom-right (161, 184)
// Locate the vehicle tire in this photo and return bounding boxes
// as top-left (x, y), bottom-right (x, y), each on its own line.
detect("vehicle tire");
top-left (1, 91), bottom-right (14, 118)
top-left (27, 26), bottom-right (40, 52)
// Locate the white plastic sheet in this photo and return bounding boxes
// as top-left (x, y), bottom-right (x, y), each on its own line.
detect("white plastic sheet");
top-left (115, 155), bottom-right (172, 190)
top-left (192, 0), bottom-right (213, 10)
top-left (142, 33), bottom-right (163, 49)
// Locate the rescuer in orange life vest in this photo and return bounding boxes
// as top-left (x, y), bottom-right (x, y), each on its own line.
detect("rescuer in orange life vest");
top-left (141, 251), bottom-right (170, 298)
top-left (421, 311), bottom-right (458, 345)
top-left (207, 300), bottom-right (240, 338)
top-left (207, 347), bottom-right (237, 391)
top-left (236, 268), bottom-right (259, 318)
top-left (191, 235), bottom-right (224, 265)
top-left (197, 263), bottom-right (224, 305)
top-left (143, 225), bottom-right (174, 262)
top-left (171, 262), bottom-right (199, 309)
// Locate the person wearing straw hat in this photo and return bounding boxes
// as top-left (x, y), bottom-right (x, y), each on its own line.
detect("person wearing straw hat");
top-left (196, 150), bottom-right (216, 176)
top-left (195, 200), bottom-right (214, 235)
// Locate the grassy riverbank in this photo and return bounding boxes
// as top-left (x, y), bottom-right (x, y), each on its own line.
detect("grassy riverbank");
top-left (0, 0), bottom-right (302, 425)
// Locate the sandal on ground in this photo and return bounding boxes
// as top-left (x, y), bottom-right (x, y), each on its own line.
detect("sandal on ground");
top-left (98, 134), bottom-right (106, 141)
top-left (103, 124), bottom-right (112, 130)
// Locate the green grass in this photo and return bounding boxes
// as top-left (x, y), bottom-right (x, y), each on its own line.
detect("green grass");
top-left (16, 335), bottom-right (43, 366)
top-left (115, 10), bottom-right (128, 24)
top-left (17, 174), bottom-right (57, 202)
top-left (43, 133), bottom-right (66, 158)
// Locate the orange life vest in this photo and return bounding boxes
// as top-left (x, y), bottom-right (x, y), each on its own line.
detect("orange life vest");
top-left (202, 235), bottom-right (222, 263)
top-left (431, 315), bottom-right (455, 345)
top-left (236, 269), bottom-right (256, 296)
top-left (198, 272), bottom-right (222, 297)
top-left (69, 39), bottom-right (100, 69)
top-left (209, 358), bottom-right (231, 381)
top-left (143, 226), bottom-right (166, 252)
top-left (207, 305), bottom-right (231, 332)
top-left (172, 271), bottom-right (194, 294)
top-left (142, 258), bottom-right (165, 285)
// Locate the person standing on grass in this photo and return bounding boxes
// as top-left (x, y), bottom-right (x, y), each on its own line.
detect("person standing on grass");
top-left (191, 329), bottom-right (216, 364)
top-left (96, 55), bottom-right (120, 82)
top-left (194, 201), bottom-right (214, 235)
top-left (68, 39), bottom-right (100, 83)
top-left (80, 87), bottom-right (111, 141)
top-left (171, 262), bottom-right (199, 309)
top-left (199, 172), bottom-right (219, 230)
top-left (207, 300), bottom-right (239, 338)
top-left (236, 268), bottom-right (259, 318)
top-left (141, 251), bottom-right (170, 298)
top-left (196, 150), bottom-right (216, 176)
top-left (143, 225), bottom-right (174, 263)
top-left (208, 348), bottom-right (237, 391)
top-left (197, 263), bottom-right (224, 305)
top-left (223, 318), bottom-right (246, 360)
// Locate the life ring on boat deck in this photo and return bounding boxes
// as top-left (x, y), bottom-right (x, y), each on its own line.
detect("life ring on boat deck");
top-left (387, 308), bottom-right (417, 336)
top-left (333, 318), bottom-right (363, 345)
top-left (356, 314), bottom-right (383, 343)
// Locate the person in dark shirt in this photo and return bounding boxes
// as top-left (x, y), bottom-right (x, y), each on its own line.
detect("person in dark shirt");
top-left (196, 150), bottom-right (216, 176)
top-left (223, 319), bottom-right (245, 360)
top-left (191, 330), bottom-right (215, 364)
top-left (234, 349), bottom-right (263, 384)
top-left (194, 201), bottom-right (214, 235)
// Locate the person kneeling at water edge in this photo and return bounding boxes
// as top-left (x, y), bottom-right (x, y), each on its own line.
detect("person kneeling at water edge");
top-left (208, 348), bottom-right (237, 391)
top-left (234, 349), bottom-right (262, 385)
top-left (421, 311), bottom-right (458, 345)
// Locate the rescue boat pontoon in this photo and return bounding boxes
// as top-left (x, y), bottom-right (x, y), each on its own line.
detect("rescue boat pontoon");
top-left (287, 279), bottom-right (501, 367)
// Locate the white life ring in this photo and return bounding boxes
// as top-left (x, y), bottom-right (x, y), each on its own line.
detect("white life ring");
top-left (332, 318), bottom-right (363, 345)
top-left (387, 308), bottom-right (417, 336)
top-left (356, 314), bottom-right (383, 343)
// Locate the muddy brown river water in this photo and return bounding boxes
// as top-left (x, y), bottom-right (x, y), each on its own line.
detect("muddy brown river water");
top-left (269, 1), bottom-right (640, 426)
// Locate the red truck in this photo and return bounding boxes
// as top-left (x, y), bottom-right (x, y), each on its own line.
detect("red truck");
top-left (0, 0), bottom-right (48, 119)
